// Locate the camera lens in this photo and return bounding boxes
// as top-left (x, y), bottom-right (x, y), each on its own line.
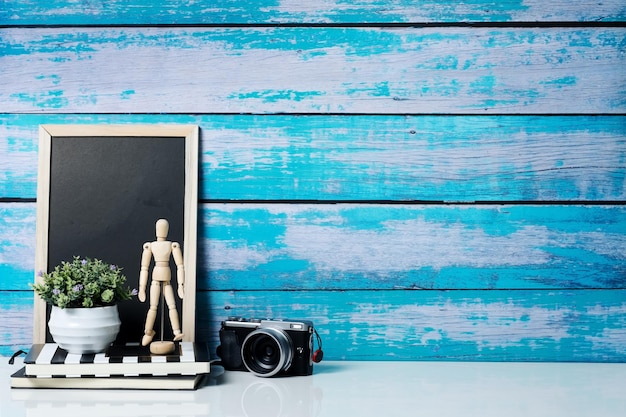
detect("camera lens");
top-left (242, 328), bottom-right (293, 377)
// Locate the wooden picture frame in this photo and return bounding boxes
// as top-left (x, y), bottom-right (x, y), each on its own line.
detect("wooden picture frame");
top-left (34, 124), bottom-right (199, 344)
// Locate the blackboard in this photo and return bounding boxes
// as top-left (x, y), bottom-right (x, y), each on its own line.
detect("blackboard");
top-left (35, 125), bottom-right (198, 345)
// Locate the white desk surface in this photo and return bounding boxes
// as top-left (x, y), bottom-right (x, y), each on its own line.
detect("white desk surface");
top-left (2, 357), bottom-right (625, 417)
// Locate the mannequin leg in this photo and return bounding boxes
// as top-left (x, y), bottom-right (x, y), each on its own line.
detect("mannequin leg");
top-left (163, 283), bottom-right (184, 341)
top-left (142, 281), bottom-right (161, 346)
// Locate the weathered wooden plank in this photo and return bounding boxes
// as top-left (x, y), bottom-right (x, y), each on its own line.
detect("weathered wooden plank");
top-left (1, 27), bottom-right (624, 114)
top-left (1, 114), bottom-right (625, 201)
top-left (196, 289), bottom-right (626, 361)
top-left (1, 1), bottom-right (624, 25)
top-left (200, 204), bottom-right (626, 290)
top-left (3, 202), bottom-right (624, 291)
top-left (0, 203), bottom-right (36, 290)
top-left (0, 291), bottom-right (33, 357)
top-left (4, 288), bottom-right (625, 361)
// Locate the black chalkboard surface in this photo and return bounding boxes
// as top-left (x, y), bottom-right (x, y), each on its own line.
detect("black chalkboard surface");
top-left (35, 125), bottom-right (198, 345)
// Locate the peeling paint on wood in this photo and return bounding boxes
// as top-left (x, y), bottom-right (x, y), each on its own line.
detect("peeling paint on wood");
top-left (0, 291), bottom-right (33, 356)
top-left (200, 204), bottom-right (626, 290)
top-left (197, 289), bottom-right (626, 361)
top-left (0, 204), bottom-right (36, 289)
top-left (1, 114), bottom-right (625, 201)
top-left (3, 289), bottom-right (625, 361)
top-left (1, 27), bottom-right (624, 114)
top-left (3, 203), bottom-right (624, 292)
top-left (1, 1), bottom-right (624, 25)
top-left (1, 2), bottom-right (625, 362)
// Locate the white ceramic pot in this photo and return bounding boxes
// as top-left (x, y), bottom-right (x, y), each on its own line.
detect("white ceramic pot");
top-left (48, 305), bottom-right (121, 354)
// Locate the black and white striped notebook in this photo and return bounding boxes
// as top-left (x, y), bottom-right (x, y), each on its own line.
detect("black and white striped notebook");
top-left (11, 367), bottom-right (206, 390)
top-left (23, 342), bottom-right (211, 377)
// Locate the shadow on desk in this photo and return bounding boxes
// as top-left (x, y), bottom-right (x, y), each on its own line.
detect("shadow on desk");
top-left (308, 362), bottom-right (345, 375)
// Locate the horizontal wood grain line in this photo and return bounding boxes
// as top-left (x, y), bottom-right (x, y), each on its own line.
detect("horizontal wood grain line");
top-left (4, 22), bottom-right (626, 29)
top-left (2, 203), bottom-right (624, 291)
top-left (0, 198), bottom-right (36, 203)
top-left (198, 199), bottom-right (626, 205)
top-left (2, 198), bottom-right (625, 205)
top-left (6, 112), bottom-right (626, 117)
top-left (2, 114), bottom-right (624, 201)
top-left (198, 287), bottom-right (626, 293)
top-left (1, 27), bottom-right (624, 114)
top-left (3, 198), bottom-right (626, 205)
top-left (1, 1), bottom-right (624, 25)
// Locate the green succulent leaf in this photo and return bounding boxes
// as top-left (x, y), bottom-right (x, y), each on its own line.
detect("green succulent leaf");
top-left (31, 256), bottom-right (135, 309)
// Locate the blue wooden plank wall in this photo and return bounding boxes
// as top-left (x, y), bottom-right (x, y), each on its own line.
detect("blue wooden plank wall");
top-left (1, 2), bottom-right (625, 361)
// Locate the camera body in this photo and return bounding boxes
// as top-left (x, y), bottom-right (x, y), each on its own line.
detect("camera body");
top-left (218, 317), bottom-right (315, 377)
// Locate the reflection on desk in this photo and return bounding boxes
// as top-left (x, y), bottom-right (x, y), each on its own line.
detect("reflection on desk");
top-left (219, 371), bottom-right (322, 417)
top-left (5, 361), bottom-right (326, 417)
top-left (10, 387), bottom-right (211, 417)
top-left (3, 358), bottom-right (626, 417)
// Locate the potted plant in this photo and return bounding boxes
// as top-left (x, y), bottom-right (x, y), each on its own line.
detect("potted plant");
top-left (32, 256), bottom-right (136, 354)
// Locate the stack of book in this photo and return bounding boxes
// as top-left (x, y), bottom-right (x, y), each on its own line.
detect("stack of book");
top-left (10, 341), bottom-right (212, 390)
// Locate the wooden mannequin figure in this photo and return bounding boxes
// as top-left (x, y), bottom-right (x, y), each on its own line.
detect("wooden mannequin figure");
top-left (139, 219), bottom-right (185, 354)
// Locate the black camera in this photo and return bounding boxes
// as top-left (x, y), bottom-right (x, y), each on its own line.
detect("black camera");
top-left (217, 317), bottom-right (318, 377)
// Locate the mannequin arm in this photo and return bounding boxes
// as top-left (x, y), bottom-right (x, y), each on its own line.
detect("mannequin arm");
top-left (172, 242), bottom-right (184, 299)
top-left (138, 243), bottom-right (152, 302)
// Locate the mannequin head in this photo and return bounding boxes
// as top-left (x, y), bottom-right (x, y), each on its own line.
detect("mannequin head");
top-left (155, 218), bottom-right (169, 240)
